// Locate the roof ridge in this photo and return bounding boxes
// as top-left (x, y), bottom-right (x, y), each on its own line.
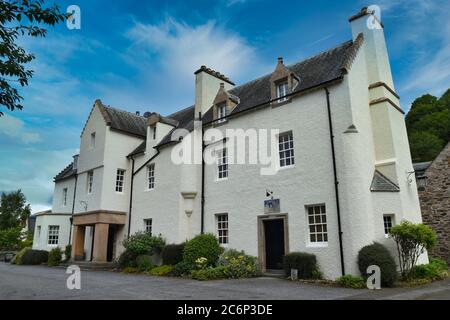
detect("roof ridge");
top-left (103, 104), bottom-right (147, 120)
top-left (167, 104), bottom-right (194, 118)
top-left (230, 38), bottom-right (353, 94)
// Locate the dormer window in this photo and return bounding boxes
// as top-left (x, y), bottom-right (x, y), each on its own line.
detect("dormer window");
top-left (277, 81), bottom-right (289, 102)
top-left (217, 103), bottom-right (227, 123)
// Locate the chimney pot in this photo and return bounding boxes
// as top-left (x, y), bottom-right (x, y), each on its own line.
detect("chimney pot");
top-left (278, 57), bottom-right (284, 64)
top-left (136, 111), bottom-right (140, 116)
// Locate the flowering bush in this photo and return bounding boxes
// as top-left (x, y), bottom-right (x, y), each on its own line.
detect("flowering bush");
top-left (218, 249), bottom-right (260, 279)
top-left (195, 257), bottom-right (208, 270)
top-left (122, 232), bottom-right (166, 256)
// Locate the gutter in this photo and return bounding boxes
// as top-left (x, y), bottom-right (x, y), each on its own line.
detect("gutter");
top-left (68, 174), bottom-right (78, 246)
top-left (324, 87), bottom-right (346, 276)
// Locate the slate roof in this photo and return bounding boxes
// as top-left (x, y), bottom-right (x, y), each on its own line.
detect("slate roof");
top-left (370, 170), bottom-right (400, 192)
top-left (99, 103), bottom-right (148, 138)
top-left (203, 35), bottom-right (364, 123)
top-left (143, 36), bottom-right (364, 152)
top-left (54, 162), bottom-right (76, 182)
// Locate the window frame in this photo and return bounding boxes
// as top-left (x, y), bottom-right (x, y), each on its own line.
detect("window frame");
top-left (62, 188), bottom-right (68, 207)
top-left (217, 103), bottom-right (227, 123)
top-left (144, 219), bottom-right (152, 235)
top-left (115, 169), bottom-right (126, 193)
top-left (278, 131), bottom-right (295, 168)
top-left (47, 225), bottom-right (60, 246)
top-left (306, 204), bottom-right (328, 247)
top-left (217, 148), bottom-right (228, 180)
top-left (216, 214), bottom-right (229, 245)
top-left (89, 132), bottom-right (96, 149)
top-left (383, 214), bottom-right (395, 237)
top-left (277, 81), bottom-right (289, 102)
top-left (147, 164), bottom-right (155, 190)
top-left (87, 171), bottom-right (94, 194)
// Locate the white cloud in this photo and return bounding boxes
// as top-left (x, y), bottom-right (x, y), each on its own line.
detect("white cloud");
top-left (125, 18), bottom-right (259, 87)
top-left (0, 114), bottom-right (41, 144)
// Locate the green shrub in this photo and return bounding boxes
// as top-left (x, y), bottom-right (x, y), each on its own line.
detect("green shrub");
top-left (0, 227), bottom-right (22, 251)
top-left (117, 250), bottom-right (138, 269)
top-left (136, 255), bottom-right (154, 272)
top-left (122, 267), bottom-right (138, 274)
top-left (122, 232), bottom-right (166, 256)
top-left (48, 247), bottom-right (62, 266)
top-left (148, 265), bottom-right (174, 276)
top-left (21, 249), bottom-right (48, 265)
top-left (218, 249), bottom-right (260, 278)
top-left (283, 252), bottom-right (321, 279)
top-left (161, 243), bottom-right (185, 265)
top-left (191, 266), bottom-right (228, 281)
top-left (172, 261), bottom-right (195, 277)
top-left (336, 275), bottom-right (366, 289)
top-left (11, 247), bottom-right (30, 264)
top-left (413, 258), bottom-right (449, 281)
top-left (358, 242), bottom-right (397, 287)
top-left (64, 245), bottom-right (72, 262)
top-left (183, 233), bottom-right (223, 267)
top-left (390, 221), bottom-right (437, 279)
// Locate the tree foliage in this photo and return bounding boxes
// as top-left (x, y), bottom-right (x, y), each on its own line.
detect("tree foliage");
top-left (406, 89), bottom-right (450, 161)
top-left (389, 221), bottom-right (437, 279)
top-left (0, 189), bottom-right (31, 230)
top-left (0, 0), bottom-right (66, 115)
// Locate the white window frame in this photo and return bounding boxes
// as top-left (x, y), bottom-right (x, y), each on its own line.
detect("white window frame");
top-left (383, 214), bottom-right (395, 237)
top-left (62, 188), bottom-right (68, 207)
top-left (278, 131), bottom-right (295, 168)
top-left (147, 164), bottom-right (155, 190)
top-left (306, 204), bottom-right (328, 246)
top-left (277, 81), bottom-right (289, 102)
top-left (115, 169), bottom-right (126, 193)
top-left (216, 214), bottom-right (229, 245)
top-left (47, 225), bottom-right (59, 246)
top-left (90, 132), bottom-right (96, 149)
top-left (87, 171), bottom-right (94, 194)
top-left (217, 103), bottom-right (227, 123)
top-left (144, 219), bottom-right (152, 235)
top-left (217, 148), bottom-right (228, 180)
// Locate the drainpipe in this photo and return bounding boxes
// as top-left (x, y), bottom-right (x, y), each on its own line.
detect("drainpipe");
top-left (324, 87), bottom-right (346, 276)
top-left (127, 157), bottom-right (135, 238)
top-left (200, 112), bottom-right (205, 234)
top-left (68, 174), bottom-right (78, 245)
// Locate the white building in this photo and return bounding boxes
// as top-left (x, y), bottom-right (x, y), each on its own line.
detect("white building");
top-left (34, 8), bottom-right (426, 279)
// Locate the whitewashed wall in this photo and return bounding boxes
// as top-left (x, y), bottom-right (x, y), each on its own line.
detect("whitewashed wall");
top-left (32, 214), bottom-right (72, 252)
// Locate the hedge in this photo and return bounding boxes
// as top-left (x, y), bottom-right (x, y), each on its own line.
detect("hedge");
top-left (161, 243), bottom-right (185, 266)
top-left (358, 242), bottom-right (397, 287)
top-left (283, 252), bottom-right (320, 279)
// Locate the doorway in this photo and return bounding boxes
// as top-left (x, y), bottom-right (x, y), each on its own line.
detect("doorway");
top-left (258, 214), bottom-right (288, 272)
top-left (107, 225), bottom-right (116, 262)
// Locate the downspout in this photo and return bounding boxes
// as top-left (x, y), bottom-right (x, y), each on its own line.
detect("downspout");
top-left (127, 157), bottom-right (135, 238)
top-left (200, 112), bottom-right (205, 234)
top-left (68, 174), bottom-right (78, 245)
top-left (324, 87), bottom-right (346, 276)
top-left (128, 149), bottom-right (161, 238)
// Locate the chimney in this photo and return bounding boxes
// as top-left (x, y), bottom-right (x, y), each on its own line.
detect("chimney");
top-left (349, 6), bottom-right (394, 89)
top-left (73, 154), bottom-right (79, 171)
top-left (194, 66), bottom-right (235, 119)
top-left (277, 57), bottom-right (283, 64)
top-left (136, 111), bottom-right (140, 116)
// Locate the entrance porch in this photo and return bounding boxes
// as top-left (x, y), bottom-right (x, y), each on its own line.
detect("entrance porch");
top-left (71, 210), bottom-right (126, 263)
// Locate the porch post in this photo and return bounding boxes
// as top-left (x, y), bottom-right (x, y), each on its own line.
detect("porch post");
top-left (72, 225), bottom-right (85, 261)
top-left (92, 223), bottom-right (109, 263)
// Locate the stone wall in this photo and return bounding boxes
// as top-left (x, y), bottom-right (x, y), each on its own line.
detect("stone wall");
top-left (418, 142), bottom-right (450, 264)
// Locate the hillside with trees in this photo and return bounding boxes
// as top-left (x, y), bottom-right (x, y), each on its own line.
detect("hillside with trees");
top-left (406, 89), bottom-right (450, 162)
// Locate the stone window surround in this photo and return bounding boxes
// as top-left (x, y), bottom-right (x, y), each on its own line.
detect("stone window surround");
top-left (269, 57), bottom-right (299, 107)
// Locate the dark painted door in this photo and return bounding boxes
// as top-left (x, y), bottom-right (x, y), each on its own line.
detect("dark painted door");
top-left (106, 225), bottom-right (115, 262)
top-left (263, 219), bottom-right (285, 270)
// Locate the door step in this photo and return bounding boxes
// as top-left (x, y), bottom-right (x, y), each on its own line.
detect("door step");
top-left (262, 270), bottom-right (285, 278)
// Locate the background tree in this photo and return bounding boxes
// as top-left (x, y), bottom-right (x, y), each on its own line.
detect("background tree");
top-left (0, 0), bottom-right (66, 116)
top-left (406, 89), bottom-right (450, 162)
top-left (0, 189), bottom-right (31, 230)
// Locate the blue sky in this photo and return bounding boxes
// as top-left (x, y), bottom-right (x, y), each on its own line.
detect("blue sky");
top-left (0, 0), bottom-right (449, 213)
